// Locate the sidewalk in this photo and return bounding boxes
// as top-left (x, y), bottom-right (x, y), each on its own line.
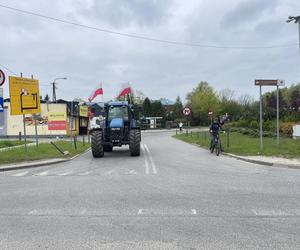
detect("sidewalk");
top-left (224, 153), bottom-right (300, 169)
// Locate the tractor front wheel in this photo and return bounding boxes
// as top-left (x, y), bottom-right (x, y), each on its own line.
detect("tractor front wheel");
top-left (91, 130), bottom-right (104, 158)
top-left (129, 130), bottom-right (141, 156)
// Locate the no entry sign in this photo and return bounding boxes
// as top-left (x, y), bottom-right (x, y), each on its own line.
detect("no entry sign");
top-left (182, 107), bottom-right (191, 116)
top-left (0, 69), bottom-right (5, 86)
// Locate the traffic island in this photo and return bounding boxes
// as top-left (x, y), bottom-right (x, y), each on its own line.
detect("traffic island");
top-left (174, 131), bottom-right (300, 169)
top-left (0, 141), bottom-right (90, 171)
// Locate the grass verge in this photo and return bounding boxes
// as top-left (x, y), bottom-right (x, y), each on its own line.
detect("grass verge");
top-left (174, 131), bottom-right (300, 158)
top-left (0, 141), bottom-right (90, 165)
top-left (0, 140), bottom-right (31, 149)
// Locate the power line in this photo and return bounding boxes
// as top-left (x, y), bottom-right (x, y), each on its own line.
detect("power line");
top-left (0, 63), bottom-right (17, 75)
top-left (0, 3), bottom-right (297, 50)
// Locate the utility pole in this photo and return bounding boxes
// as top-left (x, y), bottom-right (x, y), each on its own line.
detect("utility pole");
top-left (51, 77), bottom-right (67, 103)
top-left (286, 16), bottom-right (300, 52)
top-left (51, 81), bottom-right (57, 103)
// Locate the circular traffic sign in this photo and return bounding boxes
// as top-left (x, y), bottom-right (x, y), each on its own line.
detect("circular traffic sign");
top-left (0, 69), bottom-right (5, 86)
top-left (182, 107), bottom-right (191, 116)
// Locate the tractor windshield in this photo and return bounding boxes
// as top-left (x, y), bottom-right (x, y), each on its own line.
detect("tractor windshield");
top-left (108, 106), bottom-right (128, 120)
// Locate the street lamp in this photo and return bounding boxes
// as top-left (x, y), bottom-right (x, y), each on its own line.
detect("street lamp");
top-left (286, 15), bottom-right (300, 51)
top-left (51, 77), bottom-right (67, 102)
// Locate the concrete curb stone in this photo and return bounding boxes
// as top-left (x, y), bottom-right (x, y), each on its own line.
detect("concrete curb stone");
top-left (0, 148), bottom-right (91, 172)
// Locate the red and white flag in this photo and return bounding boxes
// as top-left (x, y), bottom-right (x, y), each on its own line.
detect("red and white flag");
top-left (118, 83), bottom-right (132, 98)
top-left (88, 84), bottom-right (103, 102)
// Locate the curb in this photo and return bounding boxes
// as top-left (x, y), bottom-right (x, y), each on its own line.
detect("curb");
top-left (176, 139), bottom-right (300, 170)
top-left (0, 148), bottom-right (91, 172)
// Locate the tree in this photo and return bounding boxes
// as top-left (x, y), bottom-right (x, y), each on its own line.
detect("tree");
top-left (142, 97), bottom-right (152, 117)
top-left (44, 94), bottom-right (50, 102)
top-left (187, 81), bottom-right (220, 125)
top-left (173, 96), bottom-right (183, 120)
top-left (151, 101), bottom-right (166, 118)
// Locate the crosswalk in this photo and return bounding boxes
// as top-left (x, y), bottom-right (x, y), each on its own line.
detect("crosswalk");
top-left (5, 168), bottom-right (142, 177)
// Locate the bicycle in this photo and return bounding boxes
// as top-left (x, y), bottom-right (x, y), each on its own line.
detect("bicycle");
top-left (210, 133), bottom-right (221, 156)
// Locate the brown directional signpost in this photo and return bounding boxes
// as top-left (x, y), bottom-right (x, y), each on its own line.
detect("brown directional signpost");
top-left (255, 79), bottom-right (285, 153)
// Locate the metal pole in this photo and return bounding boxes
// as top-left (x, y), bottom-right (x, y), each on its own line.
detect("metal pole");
top-left (259, 85), bottom-right (263, 153)
top-left (276, 85), bottom-right (280, 148)
top-left (298, 21), bottom-right (300, 52)
top-left (23, 114), bottom-right (27, 152)
top-left (32, 74), bottom-right (38, 148)
top-left (70, 101), bottom-right (73, 147)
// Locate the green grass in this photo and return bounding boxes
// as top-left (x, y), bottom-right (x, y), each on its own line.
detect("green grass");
top-left (0, 141), bottom-right (90, 165)
top-left (0, 140), bottom-right (31, 149)
top-left (174, 131), bottom-right (300, 158)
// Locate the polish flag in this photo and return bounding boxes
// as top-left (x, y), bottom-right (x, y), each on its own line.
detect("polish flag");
top-left (88, 84), bottom-right (103, 102)
top-left (118, 83), bottom-right (132, 98)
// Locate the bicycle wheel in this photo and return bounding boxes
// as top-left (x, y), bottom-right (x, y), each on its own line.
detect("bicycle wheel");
top-left (210, 143), bottom-right (214, 153)
top-left (215, 143), bottom-right (220, 156)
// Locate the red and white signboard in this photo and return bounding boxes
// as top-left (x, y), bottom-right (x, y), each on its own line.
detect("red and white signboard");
top-left (48, 121), bottom-right (67, 130)
top-left (182, 107), bottom-right (191, 116)
top-left (0, 69), bottom-right (5, 86)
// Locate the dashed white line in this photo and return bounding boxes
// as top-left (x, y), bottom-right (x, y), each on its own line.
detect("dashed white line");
top-left (58, 171), bottom-right (73, 176)
top-left (191, 209), bottom-right (197, 215)
top-left (12, 171), bottom-right (29, 177)
top-left (137, 209), bottom-right (143, 215)
top-left (144, 144), bottom-right (157, 174)
top-left (81, 209), bottom-right (87, 215)
top-left (105, 169), bottom-right (115, 175)
top-left (35, 171), bottom-right (48, 176)
top-left (28, 209), bottom-right (38, 215)
top-left (141, 144), bottom-right (150, 174)
top-left (79, 171), bottom-right (92, 176)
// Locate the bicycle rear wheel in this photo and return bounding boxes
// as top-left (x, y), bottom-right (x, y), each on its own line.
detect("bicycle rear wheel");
top-left (215, 143), bottom-right (220, 156)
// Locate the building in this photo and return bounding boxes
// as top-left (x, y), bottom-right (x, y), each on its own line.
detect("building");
top-left (1, 101), bottom-right (89, 137)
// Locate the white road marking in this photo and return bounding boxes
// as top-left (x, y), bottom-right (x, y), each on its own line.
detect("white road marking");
top-left (35, 171), bottom-right (48, 176)
top-left (191, 209), bottom-right (197, 215)
top-left (137, 209), bottom-right (143, 215)
top-left (144, 144), bottom-right (157, 174)
top-left (28, 209), bottom-right (38, 215)
top-left (141, 144), bottom-right (150, 175)
top-left (81, 209), bottom-right (87, 215)
top-left (128, 170), bottom-right (137, 175)
top-left (252, 209), bottom-right (297, 216)
top-left (79, 171), bottom-right (92, 176)
top-left (12, 171), bottom-right (29, 177)
top-left (105, 169), bottom-right (115, 175)
top-left (58, 171), bottom-right (72, 176)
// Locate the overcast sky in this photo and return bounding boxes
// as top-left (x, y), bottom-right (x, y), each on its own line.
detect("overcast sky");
top-left (1, 0), bottom-right (300, 103)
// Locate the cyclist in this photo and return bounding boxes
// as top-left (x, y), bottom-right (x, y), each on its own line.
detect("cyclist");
top-left (209, 117), bottom-right (223, 151)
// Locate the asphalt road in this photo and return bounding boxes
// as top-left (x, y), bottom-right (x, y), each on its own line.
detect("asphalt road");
top-left (0, 131), bottom-right (300, 249)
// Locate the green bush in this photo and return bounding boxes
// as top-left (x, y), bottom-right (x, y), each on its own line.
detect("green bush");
top-left (249, 120), bottom-right (259, 129)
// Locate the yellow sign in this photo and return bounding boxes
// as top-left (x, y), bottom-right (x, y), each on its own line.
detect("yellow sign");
top-left (79, 106), bottom-right (88, 117)
top-left (9, 76), bottom-right (41, 115)
top-left (48, 112), bottom-right (66, 121)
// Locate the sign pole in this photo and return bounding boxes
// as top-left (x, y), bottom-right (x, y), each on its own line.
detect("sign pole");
top-left (70, 101), bottom-right (73, 147)
top-left (259, 85), bottom-right (263, 154)
top-left (20, 73), bottom-right (28, 152)
top-left (32, 74), bottom-right (39, 148)
top-left (276, 85), bottom-right (280, 148)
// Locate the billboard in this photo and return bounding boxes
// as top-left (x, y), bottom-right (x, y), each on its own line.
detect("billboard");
top-left (9, 76), bottom-right (41, 115)
top-left (79, 106), bottom-right (88, 117)
top-left (48, 111), bottom-right (67, 130)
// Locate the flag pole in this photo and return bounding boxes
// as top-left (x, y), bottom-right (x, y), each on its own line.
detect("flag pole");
top-left (101, 82), bottom-right (104, 103)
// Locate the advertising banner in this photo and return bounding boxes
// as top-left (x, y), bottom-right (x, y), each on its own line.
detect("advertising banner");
top-left (48, 111), bottom-right (67, 130)
top-left (9, 76), bottom-right (41, 115)
top-left (79, 106), bottom-right (88, 117)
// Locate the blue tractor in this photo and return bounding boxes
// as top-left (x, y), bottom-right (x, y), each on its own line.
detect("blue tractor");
top-left (89, 101), bottom-right (141, 157)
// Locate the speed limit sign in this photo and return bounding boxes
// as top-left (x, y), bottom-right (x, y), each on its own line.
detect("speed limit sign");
top-left (182, 107), bottom-right (191, 116)
top-left (0, 69), bottom-right (5, 86)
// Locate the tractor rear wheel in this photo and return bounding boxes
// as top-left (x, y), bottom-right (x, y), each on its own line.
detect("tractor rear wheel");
top-left (103, 145), bottom-right (113, 152)
top-left (91, 130), bottom-right (104, 158)
top-left (129, 129), bottom-right (141, 156)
